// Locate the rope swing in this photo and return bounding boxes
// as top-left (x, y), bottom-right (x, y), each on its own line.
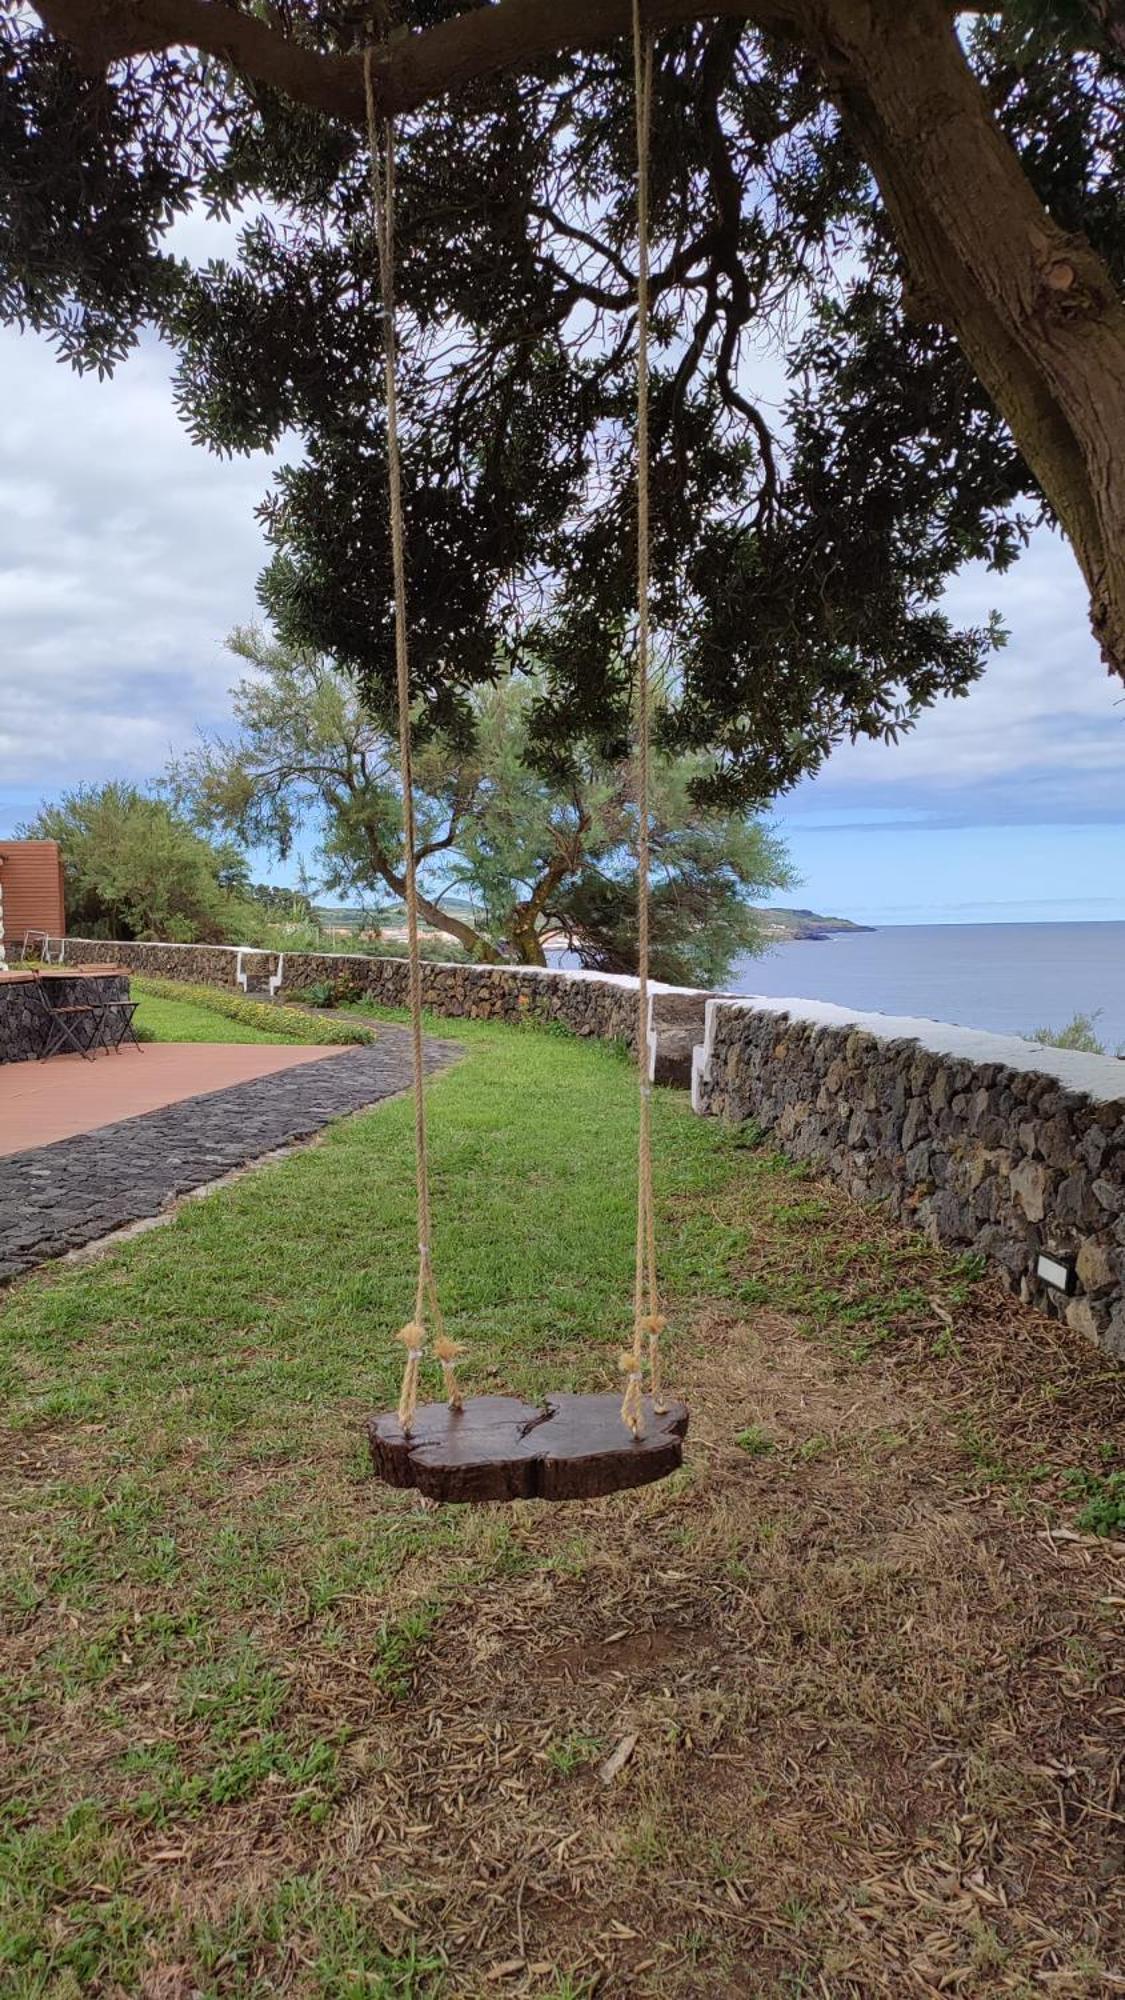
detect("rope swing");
top-left (364, 49), bottom-right (465, 1434)
top-left (619, 0), bottom-right (668, 1441)
top-left (364, 8), bottom-right (687, 1503)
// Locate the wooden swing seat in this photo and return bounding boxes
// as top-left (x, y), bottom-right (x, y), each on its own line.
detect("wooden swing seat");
top-left (368, 1392), bottom-right (688, 1504)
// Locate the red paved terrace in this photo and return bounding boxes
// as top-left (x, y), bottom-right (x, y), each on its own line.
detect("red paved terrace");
top-left (0, 1043), bottom-right (344, 1157)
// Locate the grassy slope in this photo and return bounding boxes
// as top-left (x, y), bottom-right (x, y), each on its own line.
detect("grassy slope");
top-left (0, 1010), bottom-right (1122, 1998)
top-left (131, 989), bottom-right (281, 1044)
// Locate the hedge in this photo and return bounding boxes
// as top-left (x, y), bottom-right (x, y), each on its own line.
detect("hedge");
top-left (131, 977), bottom-right (376, 1046)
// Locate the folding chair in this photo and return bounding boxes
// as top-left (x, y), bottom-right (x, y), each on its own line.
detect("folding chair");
top-left (35, 980), bottom-right (104, 1061)
top-left (98, 997), bottom-right (143, 1054)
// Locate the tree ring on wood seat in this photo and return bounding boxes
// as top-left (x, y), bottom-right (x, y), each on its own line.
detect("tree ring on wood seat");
top-left (367, 1392), bottom-right (689, 1504)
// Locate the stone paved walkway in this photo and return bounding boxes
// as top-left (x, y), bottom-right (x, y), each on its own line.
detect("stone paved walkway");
top-left (0, 1029), bottom-right (460, 1284)
top-left (0, 1043), bottom-right (346, 1156)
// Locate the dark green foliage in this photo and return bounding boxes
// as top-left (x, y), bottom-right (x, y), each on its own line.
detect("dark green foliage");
top-left (552, 815), bottom-right (791, 988)
top-left (999, 2), bottom-right (1125, 65)
top-left (245, 882), bottom-right (315, 921)
top-left (287, 974), bottom-right (365, 1009)
top-left (3, 11), bottom-right (1124, 793)
top-left (288, 978), bottom-right (340, 1009)
top-left (0, 40), bottom-right (194, 374)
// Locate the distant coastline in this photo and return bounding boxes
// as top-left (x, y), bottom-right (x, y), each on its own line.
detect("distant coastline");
top-left (753, 905), bottom-right (874, 942)
top-left (315, 897), bottom-right (875, 947)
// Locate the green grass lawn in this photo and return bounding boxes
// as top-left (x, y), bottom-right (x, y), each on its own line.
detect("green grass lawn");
top-left (3, 1013), bottom-right (731, 1427)
top-left (131, 988), bottom-right (282, 1044)
top-left (1, 1010), bottom-right (1122, 1998)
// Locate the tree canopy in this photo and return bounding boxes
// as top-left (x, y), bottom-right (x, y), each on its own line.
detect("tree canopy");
top-left (5, 1), bottom-right (1125, 799)
top-left (175, 627), bottom-right (793, 984)
top-left (19, 782), bottom-right (267, 943)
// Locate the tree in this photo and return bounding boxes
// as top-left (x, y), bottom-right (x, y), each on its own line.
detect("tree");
top-left (173, 627), bottom-right (793, 983)
top-left (6, 4), bottom-right (1125, 794)
top-left (447, 669), bottom-right (797, 982)
top-left (536, 761), bottom-right (797, 988)
top-left (19, 781), bottom-right (262, 943)
top-left (244, 881), bottom-right (315, 922)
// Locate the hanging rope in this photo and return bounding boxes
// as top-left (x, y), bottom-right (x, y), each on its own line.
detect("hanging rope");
top-left (364, 29), bottom-right (662, 1444)
top-left (620, 0), bottom-right (668, 1439)
top-left (364, 48), bottom-right (464, 1433)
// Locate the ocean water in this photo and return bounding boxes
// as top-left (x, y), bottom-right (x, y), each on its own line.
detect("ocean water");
top-left (727, 921), bottom-right (1125, 1053)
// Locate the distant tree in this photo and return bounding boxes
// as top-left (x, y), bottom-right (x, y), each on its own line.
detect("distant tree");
top-left (20, 782), bottom-right (261, 943)
top-left (542, 761), bottom-right (792, 989)
top-left (455, 699), bottom-right (796, 985)
top-left (244, 881), bottom-right (315, 922)
top-left (172, 627), bottom-right (794, 985)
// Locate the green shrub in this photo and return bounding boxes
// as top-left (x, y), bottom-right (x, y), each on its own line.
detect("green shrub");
top-left (288, 974), bottom-right (364, 1010)
top-left (288, 979), bottom-right (338, 1009)
top-left (354, 935), bottom-right (469, 963)
top-left (1027, 1011), bottom-right (1124, 1056)
top-left (130, 977), bottom-right (375, 1046)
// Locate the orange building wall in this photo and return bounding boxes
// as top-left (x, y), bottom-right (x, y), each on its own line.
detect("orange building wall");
top-left (0, 841), bottom-right (66, 947)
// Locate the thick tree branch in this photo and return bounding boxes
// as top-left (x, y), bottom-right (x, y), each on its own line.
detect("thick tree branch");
top-left (25, 0), bottom-right (1073, 127)
top-left (31, 0), bottom-right (799, 122)
top-left (372, 850), bottom-right (486, 955)
top-left (507, 809), bottom-right (591, 964)
top-left (823, 0), bottom-right (1125, 669)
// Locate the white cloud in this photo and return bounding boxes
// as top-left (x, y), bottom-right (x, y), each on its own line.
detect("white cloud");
top-left (790, 524), bottom-right (1125, 824)
top-left (0, 322), bottom-right (276, 817)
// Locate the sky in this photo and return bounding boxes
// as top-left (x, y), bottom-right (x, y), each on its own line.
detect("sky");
top-left (2, 308), bottom-right (1124, 927)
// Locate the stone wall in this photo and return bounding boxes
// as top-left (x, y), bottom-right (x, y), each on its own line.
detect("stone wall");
top-left (0, 976), bottom-right (43, 1062)
top-left (692, 996), bottom-right (1125, 1359)
top-left (46, 937), bottom-right (694, 1054)
top-left (0, 971), bottom-right (130, 1063)
top-left (37, 937), bottom-right (243, 985)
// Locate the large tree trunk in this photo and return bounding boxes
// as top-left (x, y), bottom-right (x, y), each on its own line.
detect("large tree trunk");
top-left (508, 922), bottom-right (548, 967)
top-left (374, 853), bottom-right (490, 959)
top-left (819, 0), bottom-right (1125, 676)
top-left (505, 819), bottom-right (590, 965)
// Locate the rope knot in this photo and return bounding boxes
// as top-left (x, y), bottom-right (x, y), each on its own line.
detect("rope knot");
top-left (618, 1349), bottom-right (646, 1439)
top-left (396, 1321), bottom-right (425, 1359)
